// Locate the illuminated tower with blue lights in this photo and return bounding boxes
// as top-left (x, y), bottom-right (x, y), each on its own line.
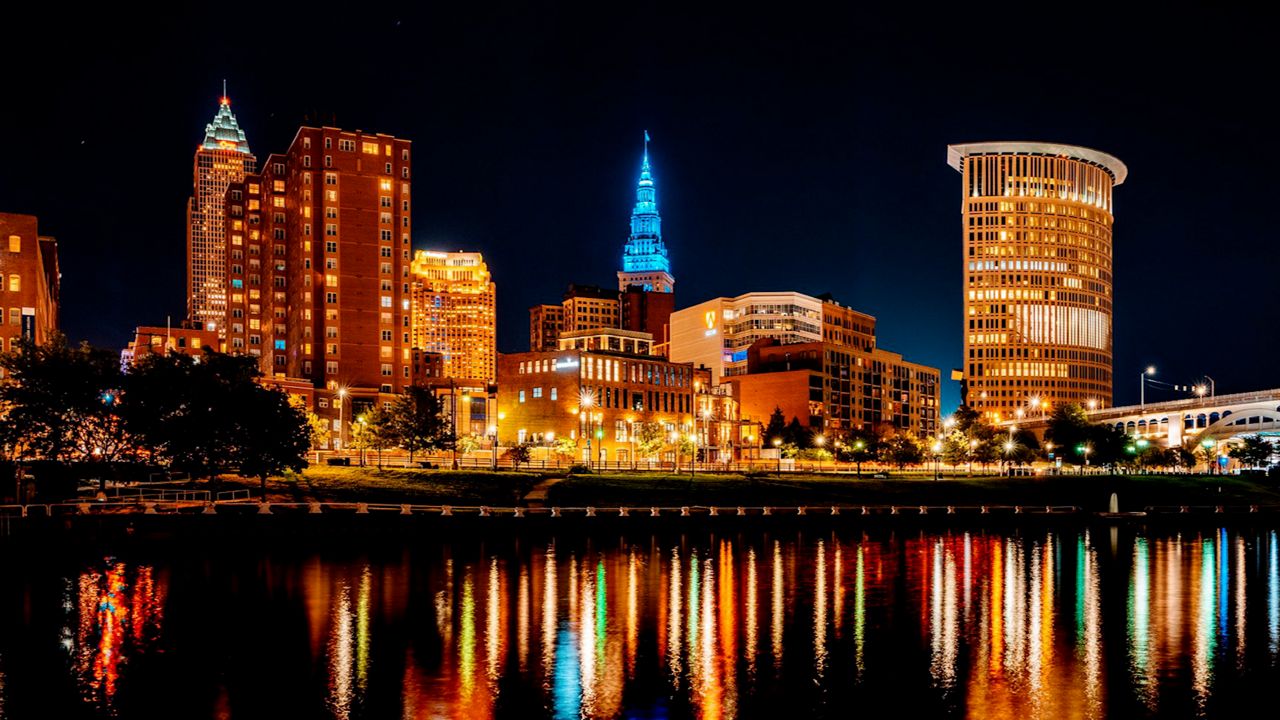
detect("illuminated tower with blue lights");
top-left (617, 132), bottom-right (674, 293)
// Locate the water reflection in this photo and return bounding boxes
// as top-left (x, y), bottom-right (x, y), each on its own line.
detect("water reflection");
top-left (61, 561), bottom-right (165, 712)
top-left (15, 528), bottom-right (1280, 717)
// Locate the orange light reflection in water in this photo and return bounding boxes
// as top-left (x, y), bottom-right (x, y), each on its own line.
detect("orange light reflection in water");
top-left (67, 562), bottom-right (166, 713)
top-left (61, 529), bottom-right (1280, 719)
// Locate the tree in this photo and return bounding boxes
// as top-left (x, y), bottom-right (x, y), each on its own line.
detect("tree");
top-left (291, 396), bottom-right (330, 456)
top-left (837, 429), bottom-right (880, 475)
top-left (1229, 436), bottom-right (1275, 469)
top-left (389, 386), bottom-right (452, 463)
top-left (941, 430), bottom-right (972, 467)
top-left (1044, 404), bottom-right (1093, 466)
top-left (763, 407), bottom-right (787, 446)
top-left (353, 406), bottom-right (397, 468)
top-left (0, 336), bottom-right (134, 463)
top-left (455, 433), bottom-right (483, 456)
top-left (503, 443), bottom-right (533, 470)
top-left (669, 433), bottom-right (695, 471)
top-left (124, 350), bottom-right (264, 483)
top-left (884, 433), bottom-right (924, 469)
top-left (634, 421), bottom-right (666, 462)
top-left (783, 417), bottom-right (810, 448)
top-left (1172, 446), bottom-right (1198, 470)
top-left (237, 386), bottom-right (311, 498)
top-left (553, 436), bottom-right (579, 464)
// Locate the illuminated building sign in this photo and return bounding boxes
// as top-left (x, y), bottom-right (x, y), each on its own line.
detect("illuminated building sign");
top-left (554, 358), bottom-right (580, 371)
top-left (704, 310), bottom-right (718, 337)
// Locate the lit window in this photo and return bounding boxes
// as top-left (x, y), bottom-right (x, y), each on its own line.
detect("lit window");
top-left (362, 142), bottom-right (379, 155)
top-left (519, 390), bottom-right (526, 403)
top-left (381, 296), bottom-right (392, 308)
top-left (532, 387), bottom-right (543, 398)
top-left (551, 388), bottom-right (558, 400)
top-left (7, 275), bottom-right (18, 292)
top-left (7, 236), bottom-right (19, 253)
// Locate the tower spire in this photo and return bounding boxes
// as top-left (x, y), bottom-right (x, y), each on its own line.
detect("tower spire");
top-left (617, 132), bottom-right (673, 293)
top-left (221, 78), bottom-right (228, 105)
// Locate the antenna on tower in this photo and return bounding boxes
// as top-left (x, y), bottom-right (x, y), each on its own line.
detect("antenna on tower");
top-left (222, 78), bottom-right (228, 104)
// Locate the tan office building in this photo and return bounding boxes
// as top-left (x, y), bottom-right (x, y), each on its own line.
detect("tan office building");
top-left (948, 142), bottom-right (1126, 420)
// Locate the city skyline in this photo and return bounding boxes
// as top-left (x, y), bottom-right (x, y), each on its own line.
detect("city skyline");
top-left (3, 5), bottom-right (1278, 414)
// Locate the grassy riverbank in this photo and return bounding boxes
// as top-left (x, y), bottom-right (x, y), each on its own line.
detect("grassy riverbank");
top-left (207, 466), bottom-right (1280, 512)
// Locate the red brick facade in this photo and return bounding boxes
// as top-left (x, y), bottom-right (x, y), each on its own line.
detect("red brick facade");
top-left (0, 213), bottom-right (59, 354)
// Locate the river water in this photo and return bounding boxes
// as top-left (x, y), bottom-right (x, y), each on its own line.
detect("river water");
top-left (2, 525), bottom-right (1279, 718)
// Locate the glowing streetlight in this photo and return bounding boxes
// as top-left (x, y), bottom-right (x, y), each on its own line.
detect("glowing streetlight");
top-left (337, 387), bottom-right (349, 453)
top-left (773, 437), bottom-right (783, 474)
top-left (1141, 366), bottom-right (1156, 409)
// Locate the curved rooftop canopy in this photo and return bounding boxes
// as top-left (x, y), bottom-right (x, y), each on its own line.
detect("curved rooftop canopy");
top-left (947, 142), bottom-right (1127, 185)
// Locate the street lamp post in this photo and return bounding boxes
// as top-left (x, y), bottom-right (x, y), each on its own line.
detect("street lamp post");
top-left (690, 433), bottom-right (698, 479)
top-left (968, 439), bottom-right (978, 475)
top-left (815, 434), bottom-right (826, 473)
top-left (337, 388), bottom-right (348, 457)
top-left (1202, 438), bottom-right (1216, 475)
top-left (854, 439), bottom-right (865, 477)
top-left (488, 424), bottom-right (498, 470)
top-left (671, 432), bottom-right (681, 473)
top-left (932, 440), bottom-right (943, 481)
top-left (580, 393), bottom-right (595, 470)
top-left (1141, 366), bottom-right (1156, 410)
top-left (356, 414), bottom-right (367, 467)
top-left (773, 437), bottom-right (783, 475)
top-left (700, 408), bottom-right (713, 472)
top-left (628, 419), bottom-right (636, 470)
top-left (1076, 443), bottom-right (1092, 475)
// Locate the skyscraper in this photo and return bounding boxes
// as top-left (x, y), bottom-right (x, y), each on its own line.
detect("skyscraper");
top-left (948, 142), bottom-right (1126, 419)
top-left (617, 132), bottom-right (674, 293)
top-left (187, 88), bottom-right (255, 334)
top-left (222, 126), bottom-right (413, 445)
top-left (409, 250), bottom-right (496, 382)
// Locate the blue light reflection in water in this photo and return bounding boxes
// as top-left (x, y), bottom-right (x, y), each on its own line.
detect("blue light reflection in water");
top-left (8, 528), bottom-right (1280, 718)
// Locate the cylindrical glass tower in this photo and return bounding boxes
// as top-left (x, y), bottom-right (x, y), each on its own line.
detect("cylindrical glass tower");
top-left (947, 142), bottom-right (1126, 421)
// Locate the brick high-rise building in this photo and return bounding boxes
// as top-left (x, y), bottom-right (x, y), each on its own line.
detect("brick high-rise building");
top-left (529, 304), bottom-right (564, 351)
top-left (561, 284), bottom-right (621, 334)
top-left (0, 212), bottom-right (59, 354)
top-left (223, 126), bottom-right (412, 447)
top-left (187, 89), bottom-right (255, 335)
top-left (409, 250), bottom-right (496, 382)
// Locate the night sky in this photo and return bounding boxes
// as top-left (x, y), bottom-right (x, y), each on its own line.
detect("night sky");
top-left (4, 5), bottom-right (1276, 413)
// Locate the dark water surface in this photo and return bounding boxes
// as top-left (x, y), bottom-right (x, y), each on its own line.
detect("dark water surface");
top-left (3, 525), bottom-right (1280, 719)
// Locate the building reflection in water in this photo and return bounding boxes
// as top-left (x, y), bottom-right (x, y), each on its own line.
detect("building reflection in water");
top-left (46, 527), bottom-right (1280, 719)
top-left (62, 561), bottom-right (166, 713)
